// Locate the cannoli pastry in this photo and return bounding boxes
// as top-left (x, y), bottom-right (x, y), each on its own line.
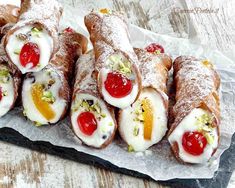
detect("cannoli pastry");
top-left (0, 42), bottom-right (21, 117)
top-left (119, 47), bottom-right (172, 151)
top-left (0, 3), bottom-right (19, 27)
top-left (22, 29), bottom-right (87, 125)
top-left (168, 56), bottom-right (220, 164)
top-left (70, 50), bottom-right (117, 148)
top-left (84, 9), bottom-right (141, 109)
top-left (3, 0), bottom-right (62, 74)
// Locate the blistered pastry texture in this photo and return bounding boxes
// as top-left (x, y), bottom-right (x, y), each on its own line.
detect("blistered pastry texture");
top-left (71, 50), bottom-right (117, 148)
top-left (134, 48), bottom-right (172, 105)
top-left (23, 31), bottom-right (87, 123)
top-left (0, 4), bottom-right (19, 27)
top-left (168, 56), bottom-right (221, 162)
top-left (84, 10), bottom-right (141, 101)
top-left (0, 42), bottom-right (21, 110)
top-left (4, 0), bottom-right (62, 58)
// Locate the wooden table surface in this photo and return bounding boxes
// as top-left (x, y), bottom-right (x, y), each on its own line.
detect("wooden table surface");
top-left (0, 0), bottom-right (234, 187)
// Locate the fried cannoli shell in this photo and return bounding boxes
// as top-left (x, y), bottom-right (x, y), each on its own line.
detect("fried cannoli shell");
top-left (133, 48), bottom-right (172, 108)
top-left (24, 30), bottom-right (88, 122)
top-left (118, 48), bottom-right (172, 151)
top-left (84, 11), bottom-right (141, 103)
top-left (3, 0), bottom-right (62, 60)
top-left (0, 4), bottom-right (19, 27)
top-left (0, 43), bottom-right (21, 110)
top-left (168, 56), bottom-right (220, 162)
top-left (71, 50), bottom-right (117, 148)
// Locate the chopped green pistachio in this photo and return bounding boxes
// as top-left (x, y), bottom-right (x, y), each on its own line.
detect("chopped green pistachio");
top-left (46, 70), bottom-right (52, 76)
top-left (2, 91), bottom-right (8, 96)
top-left (23, 109), bottom-right (27, 116)
top-left (34, 121), bottom-right (42, 126)
top-left (41, 91), bottom-right (55, 103)
top-left (101, 126), bottom-right (106, 133)
top-left (108, 122), bottom-right (113, 126)
top-left (204, 133), bottom-right (214, 145)
top-left (81, 100), bottom-right (89, 109)
top-left (92, 103), bottom-right (101, 113)
top-left (133, 125), bottom-right (139, 136)
top-left (101, 113), bottom-right (106, 118)
top-left (154, 50), bottom-right (161, 55)
top-left (128, 145), bottom-right (135, 152)
top-left (0, 69), bottom-right (9, 77)
top-left (137, 114), bottom-right (144, 121)
top-left (109, 55), bottom-right (132, 75)
top-left (31, 27), bottom-right (42, 37)
top-left (14, 49), bottom-right (21, 55)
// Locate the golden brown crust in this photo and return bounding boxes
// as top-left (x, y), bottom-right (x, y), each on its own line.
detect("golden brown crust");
top-left (84, 11), bottom-right (142, 103)
top-left (70, 51), bottom-right (117, 149)
top-left (0, 42), bottom-right (21, 110)
top-left (0, 4), bottom-right (19, 27)
top-left (3, 0), bottom-right (62, 65)
top-left (168, 56), bottom-right (221, 163)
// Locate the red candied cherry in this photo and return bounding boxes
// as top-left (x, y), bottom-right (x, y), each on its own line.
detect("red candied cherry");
top-left (64, 27), bottom-right (74, 33)
top-left (104, 72), bottom-right (133, 98)
top-left (182, 131), bottom-right (207, 156)
top-left (20, 42), bottom-right (40, 68)
top-left (0, 87), bottom-right (2, 101)
top-left (145, 43), bottom-right (164, 54)
top-left (77, 112), bottom-right (97, 136)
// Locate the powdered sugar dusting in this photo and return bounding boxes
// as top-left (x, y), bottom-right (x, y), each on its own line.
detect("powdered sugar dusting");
top-left (73, 51), bottom-right (98, 95)
top-left (85, 11), bottom-right (139, 71)
top-left (170, 56), bottom-right (220, 134)
top-left (6, 0), bottom-right (62, 53)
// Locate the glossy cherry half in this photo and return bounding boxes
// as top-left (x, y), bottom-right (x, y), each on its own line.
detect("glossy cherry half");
top-left (145, 43), bottom-right (164, 53)
top-left (182, 131), bottom-right (207, 156)
top-left (104, 72), bottom-right (132, 98)
top-left (20, 42), bottom-right (40, 68)
top-left (77, 112), bottom-right (97, 136)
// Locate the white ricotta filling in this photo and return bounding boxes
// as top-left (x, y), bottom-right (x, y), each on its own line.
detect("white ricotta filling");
top-left (119, 88), bottom-right (168, 151)
top-left (22, 69), bottom-right (66, 124)
top-left (71, 93), bottom-right (115, 148)
top-left (99, 68), bottom-right (138, 109)
top-left (6, 25), bottom-right (53, 74)
top-left (168, 108), bottom-right (218, 164)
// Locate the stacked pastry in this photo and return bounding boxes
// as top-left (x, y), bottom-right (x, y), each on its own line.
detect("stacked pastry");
top-left (0, 1), bottom-right (222, 163)
top-left (22, 29), bottom-right (87, 125)
top-left (70, 51), bottom-right (117, 148)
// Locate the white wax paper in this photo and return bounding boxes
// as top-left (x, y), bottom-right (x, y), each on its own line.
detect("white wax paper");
top-left (0, 4), bottom-right (235, 181)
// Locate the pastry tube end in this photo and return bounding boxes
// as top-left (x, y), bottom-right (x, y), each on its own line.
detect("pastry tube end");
top-left (0, 43), bottom-right (21, 117)
top-left (21, 30), bottom-right (87, 126)
top-left (118, 48), bottom-right (172, 152)
top-left (0, 4), bottom-right (20, 27)
top-left (168, 56), bottom-right (220, 164)
top-left (4, 0), bottom-right (62, 74)
top-left (85, 10), bottom-right (142, 109)
top-left (70, 51), bottom-right (117, 148)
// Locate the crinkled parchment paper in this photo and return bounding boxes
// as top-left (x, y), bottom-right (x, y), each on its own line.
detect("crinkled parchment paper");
top-left (0, 4), bottom-right (235, 181)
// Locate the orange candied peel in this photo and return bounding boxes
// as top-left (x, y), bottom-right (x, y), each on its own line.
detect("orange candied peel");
top-left (142, 98), bottom-right (153, 140)
top-left (202, 60), bottom-right (213, 68)
top-left (100, 8), bottom-right (110, 14)
top-left (31, 84), bottom-right (55, 121)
